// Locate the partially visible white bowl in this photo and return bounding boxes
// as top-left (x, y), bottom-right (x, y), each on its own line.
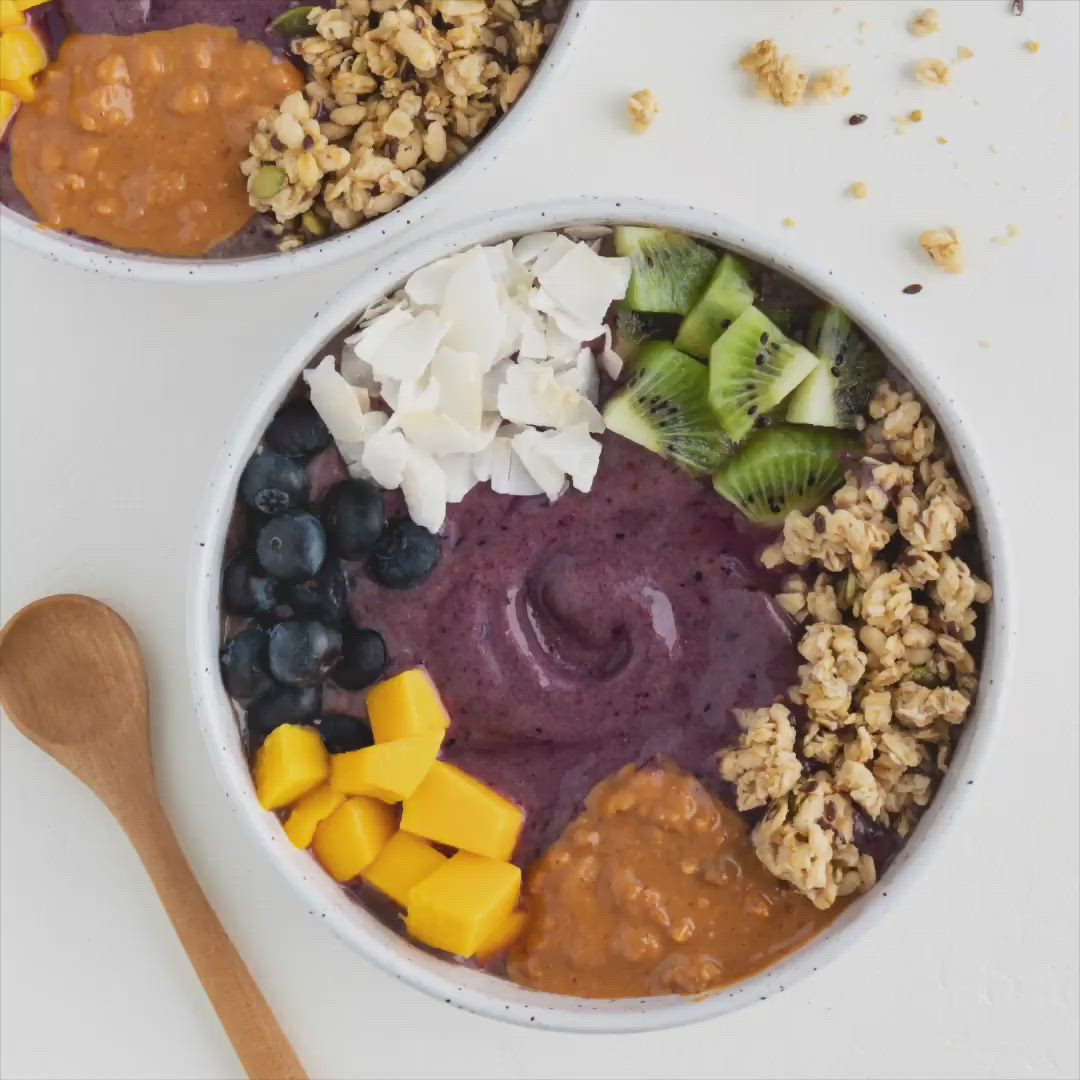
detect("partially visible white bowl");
top-left (188, 197), bottom-right (1012, 1033)
top-left (0, 2), bottom-right (587, 283)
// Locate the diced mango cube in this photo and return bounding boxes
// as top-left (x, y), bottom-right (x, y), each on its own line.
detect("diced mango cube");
top-left (362, 830), bottom-right (446, 907)
top-left (1, 74), bottom-right (34, 102)
top-left (366, 668), bottom-right (450, 744)
top-left (0, 25), bottom-right (48, 81)
top-left (312, 796), bottom-right (395, 882)
top-left (401, 761), bottom-right (523, 861)
top-left (475, 909), bottom-right (528, 961)
top-left (253, 724), bottom-right (329, 811)
top-left (0, 88), bottom-right (17, 137)
top-left (0, 2), bottom-right (25, 32)
top-left (329, 730), bottom-right (443, 803)
top-left (283, 784), bottom-right (346, 849)
top-left (406, 852), bottom-right (522, 958)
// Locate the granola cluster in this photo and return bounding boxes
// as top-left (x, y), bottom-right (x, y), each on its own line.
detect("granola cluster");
top-left (739, 39), bottom-right (852, 108)
top-left (721, 381), bottom-right (991, 909)
top-left (920, 227), bottom-right (965, 274)
top-left (242, 0), bottom-right (564, 248)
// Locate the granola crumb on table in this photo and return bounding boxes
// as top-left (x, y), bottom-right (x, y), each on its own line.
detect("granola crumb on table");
top-left (920, 227), bottom-right (965, 273)
top-left (627, 88), bottom-right (659, 133)
top-left (721, 381), bottom-right (991, 908)
top-left (739, 39), bottom-right (807, 106)
top-left (242, 0), bottom-right (564, 250)
top-left (909, 8), bottom-right (941, 38)
top-left (915, 57), bottom-right (952, 86)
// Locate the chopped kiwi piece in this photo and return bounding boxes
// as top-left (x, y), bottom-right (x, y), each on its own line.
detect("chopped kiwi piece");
top-left (674, 255), bottom-right (756, 359)
top-left (611, 302), bottom-right (680, 366)
top-left (613, 226), bottom-right (719, 315)
top-left (786, 306), bottom-right (887, 428)
top-left (708, 307), bottom-right (820, 443)
top-left (712, 425), bottom-right (857, 525)
top-left (603, 341), bottom-right (732, 475)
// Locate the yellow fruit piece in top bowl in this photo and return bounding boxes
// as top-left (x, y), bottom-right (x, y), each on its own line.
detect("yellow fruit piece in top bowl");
top-left (0, 2), bottom-right (24, 32)
top-left (253, 723), bottom-right (329, 811)
top-left (406, 851), bottom-right (522, 959)
top-left (0, 25), bottom-right (48, 81)
top-left (362, 830), bottom-right (446, 907)
top-left (401, 761), bottom-right (523, 861)
top-left (1, 73), bottom-right (34, 102)
top-left (475, 909), bottom-right (529, 961)
top-left (312, 796), bottom-right (396, 883)
top-left (366, 668), bottom-right (450, 744)
top-left (0, 88), bottom-right (17, 137)
top-left (15, 0), bottom-right (52, 11)
top-left (329, 730), bottom-right (443, 803)
top-left (283, 784), bottom-right (345, 849)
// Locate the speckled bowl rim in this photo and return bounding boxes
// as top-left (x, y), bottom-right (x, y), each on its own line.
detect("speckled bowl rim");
top-left (188, 196), bottom-right (1013, 1033)
top-left (0, 1), bottom-right (587, 283)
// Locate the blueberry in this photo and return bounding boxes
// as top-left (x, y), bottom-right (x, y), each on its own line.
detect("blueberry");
top-left (287, 557), bottom-right (347, 627)
top-left (330, 627), bottom-right (388, 691)
top-left (268, 619), bottom-right (342, 687)
top-left (265, 400), bottom-right (331, 459)
top-left (255, 511), bottom-right (326, 583)
top-left (220, 627), bottom-right (275, 699)
top-left (247, 684), bottom-right (322, 741)
top-left (321, 480), bottom-right (386, 559)
top-left (366, 517), bottom-right (440, 590)
top-left (312, 714), bottom-right (374, 754)
top-left (239, 450), bottom-right (309, 515)
top-left (222, 554), bottom-right (279, 616)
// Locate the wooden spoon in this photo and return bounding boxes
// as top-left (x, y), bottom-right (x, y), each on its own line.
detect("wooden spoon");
top-left (0, 595), bottom-right (307, 1080)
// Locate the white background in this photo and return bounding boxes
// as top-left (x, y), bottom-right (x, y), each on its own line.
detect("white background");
top-left (2, 2), bottom-right (1078, 1078)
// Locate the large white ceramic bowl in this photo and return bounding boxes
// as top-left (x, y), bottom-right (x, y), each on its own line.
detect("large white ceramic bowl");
top-left (0, 2), bottom-right (587, 283)
top-left (188, 197), bottom-right (1012, 1033)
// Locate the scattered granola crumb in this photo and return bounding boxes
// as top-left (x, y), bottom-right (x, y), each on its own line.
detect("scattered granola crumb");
top-left (1007, 223), bottom-right (1021, 237)
top-left (915, 59), bottom-right (952, 86)
top-left (1025, 40), bottom-right (1041, 54)
top-left (957, 46), bottom-right (975, 61)
top-left (627, 88), bottom-right (659, 133)
top-left (920, 227), bottom-right (964, 273)
top-left (978, 339), bottom-right (992, 348)
top-left (902, 283), bottom-right (923, 295)
top-left (850, 181), bottom-right (869, 199)
top-left (848, 113), bottom-right (869, 126)
top-left (811, 66), bottom-right (852, 103)
top-left (989, 143), bottom-right (999, 153)
top-left (909, 109), bottom-right (924, 123)
top-left (910, 9), bottom-right (941, 37)
top-left (936, 135), bottom-right (948, 145)
top-left (783, 217), bottom-right (797, 228)
top-left (740, 39), bottom-right (808, 106)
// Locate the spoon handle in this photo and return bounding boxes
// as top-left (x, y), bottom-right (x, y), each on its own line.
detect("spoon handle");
top-left (119, 792), bottom-right (307, 1080)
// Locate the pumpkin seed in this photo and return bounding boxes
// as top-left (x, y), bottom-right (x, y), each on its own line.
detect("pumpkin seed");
top-left (269, 6), bottom-right (318, 36)
top-left (251, 165), bottom-right (288, 200)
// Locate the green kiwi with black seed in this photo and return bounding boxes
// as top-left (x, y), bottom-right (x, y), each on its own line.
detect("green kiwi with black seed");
top-left (712, 424), bottom-right (858, 525)
top-left (611, 302), bottom-right (680, 366)
top-left (786, 306), bottom-right (887, 428)
top-left (613, 226), bottom-right (719, 315)
top-left (674, 254), bottom-right (756, 359)
top-left (708, 307), bottom-right (819, 443)
top-left (602, 341), bottom-right (732, 475)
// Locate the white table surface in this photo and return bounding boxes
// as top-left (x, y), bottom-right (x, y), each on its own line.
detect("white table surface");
top-left (2, 2), bottom-right (1078, 1078)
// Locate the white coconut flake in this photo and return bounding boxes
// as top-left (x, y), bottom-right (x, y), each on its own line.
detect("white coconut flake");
top-left (518, 306), bottom-right (549, 360)
top-left (350, 303), bottom-right (412, 363)
top-left (440, 245), bottom-right (505, 371)
top-left (598, 325), bottom-right (624, 380)
top-left (539, 242), bottom-right (631, 329)
top-left (304, 357), bottom-right (372, 443)
top-left (497, 361), bottom-right (593, 430)
top-left (400, 448), bottom-right (447, 533)
top-left (555, 347), bottom-right (600, 405)
top-left (404, 254), bottom-right (456, 307)
top-left (430, 346), bottom-right (483, 433)
top-left (512, 428), bottom-right (569, 501)
top-left (361, 424), bottom-right (410, 489)
top-left (512, 231), bottom-right (559, 266)
top-left (564, 224), bottom-right (613, 240)
top-left (365, 309), bottom-right (449, 382)
top-left (531, 234), bottom-right (578, 278)
top-left (530, 287), bottom-right (605, 347)
top-left (485, 436), bottom-right (544, 496)
top-left (436, 452), bottom-right (480, 503)
top-left (536, 423), bottom-right (603, 493)
top-left (482, 359), bottom-right (512, 411)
